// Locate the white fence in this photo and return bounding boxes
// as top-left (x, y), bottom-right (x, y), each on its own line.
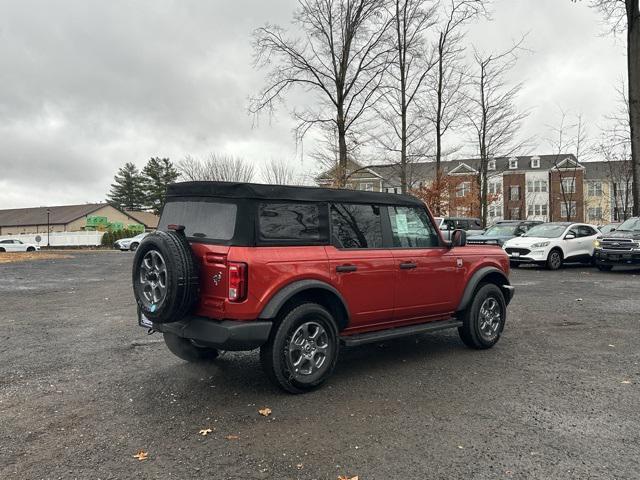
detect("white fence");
top-left (0, 231), bottom-right (105, 247)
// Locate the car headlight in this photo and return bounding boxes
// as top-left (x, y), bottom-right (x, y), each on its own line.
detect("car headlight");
top-left (593, 239), bottom-right (601, 249)
top-left (531, 241), bottom-right (550, 248)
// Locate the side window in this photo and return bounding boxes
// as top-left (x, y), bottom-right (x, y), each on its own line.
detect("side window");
top-left (444, 219), bottom-right (455, 230)
top-left (578, 226), bottom-right (596, 237)
top-left (388, 206), bottom-right (439, 248)
top-left (259, 203), bottom-right (320, 241)
top-left (330, 203), bottom-right (383, 249)
top-left (456, 220), bottom-right (470, 230)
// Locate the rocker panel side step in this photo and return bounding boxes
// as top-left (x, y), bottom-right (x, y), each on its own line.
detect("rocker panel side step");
top-left (340, 318), bottom-right (462, 347)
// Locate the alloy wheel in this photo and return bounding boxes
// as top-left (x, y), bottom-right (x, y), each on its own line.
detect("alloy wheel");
top-left (287, 321), bottom-right (330, 379)
top-left (139, 250), bottom-right (168, 308)
top-left (478, 297), bottom-right (502, 341)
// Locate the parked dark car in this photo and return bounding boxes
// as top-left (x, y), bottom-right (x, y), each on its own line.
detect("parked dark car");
top-left (594, 217), bottom-right (640, 271)
top-left (435, 217), bottom-right (485, 240)
top-left (467, 220), bottom-right (543, 246)
top-left (598, 223), bottom-right (621, 235)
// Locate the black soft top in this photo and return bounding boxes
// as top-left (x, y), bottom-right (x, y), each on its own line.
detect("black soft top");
top-left (166, 181), bottom-right (424, 207)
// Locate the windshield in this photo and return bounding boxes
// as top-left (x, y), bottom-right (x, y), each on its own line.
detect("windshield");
top-left (483, 224), bottom-right (517, 236)
top-left (616, 217), bottom-right (640, 232)
top-left (524, 224), bottom-right (567, 238)
top-left (134, 233), bottom-right (147, 239)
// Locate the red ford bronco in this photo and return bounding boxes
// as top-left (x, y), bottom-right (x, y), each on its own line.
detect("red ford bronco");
top-left (132, 182), bottom-right (514, 393)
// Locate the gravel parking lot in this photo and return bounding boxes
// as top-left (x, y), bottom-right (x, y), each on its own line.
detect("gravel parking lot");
top-left (1, 251), bottom-right (639, 480)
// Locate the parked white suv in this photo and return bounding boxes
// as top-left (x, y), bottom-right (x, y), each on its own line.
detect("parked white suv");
top-left (503, 222), bottom-right (599, 270)
top-left (0, 239), bottom-right (40, 252)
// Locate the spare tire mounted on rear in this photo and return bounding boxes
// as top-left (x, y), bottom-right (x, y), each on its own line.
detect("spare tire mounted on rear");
top-left (132, 230), bottom-right (199, 324)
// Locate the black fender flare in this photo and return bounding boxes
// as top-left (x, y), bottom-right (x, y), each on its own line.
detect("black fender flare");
top-left (258, 279), bottom-right (350, 325)
top-left (456, 266), bottom-right (513, 313)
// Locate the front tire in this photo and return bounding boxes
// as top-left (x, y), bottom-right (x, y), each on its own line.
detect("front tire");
top-left (26, 247), bottom-right (35, 252)
top-left (163, 332), bottom-right (219, 362)
top-left (130, 242), bottom-right (139, 251)
top-left (458, 283), bottom-right (506, 350)
top-left (546, 249), bottom-right (563, 270)
top-left (260, 303), bottom-right (339, 394)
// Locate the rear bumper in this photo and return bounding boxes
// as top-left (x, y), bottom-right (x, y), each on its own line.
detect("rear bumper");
top-left (151, 316), bottom-right (272, 351)
top-left (595, 250), bottom-right (640, 266)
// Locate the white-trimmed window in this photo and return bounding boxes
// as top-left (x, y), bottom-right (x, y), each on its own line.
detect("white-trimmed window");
top-left (488, 181), bottom-right (502, 195)
top-left (531, 157), bottom-right (540, 168)
top-left (588, 206), bottom-right (603, 220)
top-left (456, 181), bottom-right (471, 197)
top-left (527, 180), bottom-right (548, 193)
top-left (510, 185), bottom-right (520, 201)
top-left (509, 158), bottom-right (518, 169)
top-left (527, 204), bottom-right (548, 217)
top-left (561, 177), bottom-right (576, 194)
top-left (510, 207), bottom-right (521, 219)
top-left (360, 182), bottom-right (374, 191)
top-left (488, 204), bottom-right (501, 218)
top-left (561, 201), bottom-right (577, 218)
top-left (588, 182), bottom-right (602, 197)
top-left (488, 159), bottom-right (496, 171)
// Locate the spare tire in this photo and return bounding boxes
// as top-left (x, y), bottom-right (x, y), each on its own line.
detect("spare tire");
top-left (132, 230), bottom-right (199, 324)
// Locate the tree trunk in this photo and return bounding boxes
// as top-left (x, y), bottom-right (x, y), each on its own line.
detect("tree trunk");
top-left (627, 0), bottom-right (640, 216)
top-left (337, 108), bottom-right (348, 187)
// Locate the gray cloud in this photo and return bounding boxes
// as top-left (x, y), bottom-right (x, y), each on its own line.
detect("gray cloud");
top-left (0, 0), bottom-right (627, 208)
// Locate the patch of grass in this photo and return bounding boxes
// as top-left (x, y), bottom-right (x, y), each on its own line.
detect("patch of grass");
top-left (0, 252), bottom-right (74, 264)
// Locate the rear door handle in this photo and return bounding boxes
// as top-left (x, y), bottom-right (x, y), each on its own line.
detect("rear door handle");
top-left (399, 262), bottom-right (417, 270)
top-left (336, 264), bottom-right (358, 273)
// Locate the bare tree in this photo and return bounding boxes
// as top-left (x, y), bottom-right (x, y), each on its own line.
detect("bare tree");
top-left (465, 40), bottom-right (529, 227)
top-left (251, 0), bottom-right (392, 187)
top-left (581, 0), bottom-right (640, 215)
top-left (547, 110), bottom-right (587, 221)
top-left (261, 159), bottom-right (303, 185)
top-left (177, 154), bottom-right (255, 182)
top-left (374, 0), bottom-right (438, 193)
top-left (427, 0), bottom-right (488, 173)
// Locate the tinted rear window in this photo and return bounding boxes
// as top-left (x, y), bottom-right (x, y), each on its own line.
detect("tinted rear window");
top-left (160, 200), bottom-right (237, 240)
top-left (258, 203), bottom-right (321, 241)
top-left (330, 203), bottom-right (383, 249)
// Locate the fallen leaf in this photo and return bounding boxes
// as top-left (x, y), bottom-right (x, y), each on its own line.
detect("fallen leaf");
top-left (225, 434), bottom-right (239, 440)
top-left (608, 344), bottom-right (615, 347)
top-left (258, 407), bottom-right (272, 417)
top-left (621, 380), bottom-right (632, 384)
top-left (457, 445), bottom-right (464, 449)
top-left (199, 428), bottom-right (213, 436)
top-left (133, 450), bottom-right (149, 461)
top-left (296, 463), bottom-right (304, 470)
top-left (576, 298), bottom-right (583, 302)
top-left (338, 476), bottom-right (359, 480)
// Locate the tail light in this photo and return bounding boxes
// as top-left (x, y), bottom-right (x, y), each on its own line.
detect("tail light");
top-left (228, 262), bottom-right (247, 302)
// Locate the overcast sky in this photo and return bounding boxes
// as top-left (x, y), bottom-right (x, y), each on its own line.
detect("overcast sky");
top-left (0, 0), bottom-right (627, 209)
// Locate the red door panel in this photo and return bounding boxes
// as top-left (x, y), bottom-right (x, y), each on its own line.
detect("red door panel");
top-left (325, 246), bottom-right (395, 329)
top-left (391, 248), bottom-right (461, 321)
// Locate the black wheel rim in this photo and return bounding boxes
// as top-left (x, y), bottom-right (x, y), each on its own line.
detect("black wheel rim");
top-left (550, 252), bottom-right (561, 269)
top-left (286, 321), bottom-right (331, 380)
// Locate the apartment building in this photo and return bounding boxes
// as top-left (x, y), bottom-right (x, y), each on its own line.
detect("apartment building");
top-left (317, 154), bottom-right (633, 224)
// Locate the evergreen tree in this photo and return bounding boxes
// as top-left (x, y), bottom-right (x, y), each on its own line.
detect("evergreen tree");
top-left (141, 157), bottom-right (179, 214)
top-left (106, 162), bottom-right (145, 211)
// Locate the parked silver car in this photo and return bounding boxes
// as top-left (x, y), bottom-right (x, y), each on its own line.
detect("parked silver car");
top-left (114, 233), bottom-right (148, 251)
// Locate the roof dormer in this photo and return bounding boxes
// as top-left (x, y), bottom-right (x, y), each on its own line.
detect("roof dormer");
top-left (508, 157), bottom-right (518, 170)
top-left (531, 156), bottom-right (540, 168)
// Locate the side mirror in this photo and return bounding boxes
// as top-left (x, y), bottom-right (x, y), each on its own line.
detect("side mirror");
top-left (565, 233), bottom-right (576, 240)
top-left (451, 229), bottom-right (467, 247)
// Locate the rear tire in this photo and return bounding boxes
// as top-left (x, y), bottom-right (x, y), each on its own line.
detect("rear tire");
top-left (26, 246), bottom-right (35, 252)
top-left (0, 247), bottom-right (5, 252)
top-left (260, 303), bottom-right (339, 394)
top-left (546, 249), bottom-right (563, 270)
top-left (597, 264), bottom-right (613, 272)
top-left (458, 283), bottom-right (506, 350)
top-left (130, 242), bottom-right (139, 252)
top-left (163, 333), bottom-right (219, 362)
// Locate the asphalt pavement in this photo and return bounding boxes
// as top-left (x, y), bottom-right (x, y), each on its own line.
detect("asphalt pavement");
top-left (1, 252), bottom-right (639, 479)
